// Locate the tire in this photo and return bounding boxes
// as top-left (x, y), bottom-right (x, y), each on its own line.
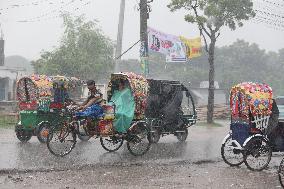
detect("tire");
top-left (147, 128), bottom-right (160, 143)
top-left (244, 136), bottom-right (272, 171)
top-left (77, 134), bottom-right (91, 141)
top-left (16, 131), bottom-right (32, 143)
top-left (47, 124), bottom-right (77, 157)
top-left (221, 134), bottom-right (244, 166)
top-left (100, 136), bottom-right (124, 152)
top-left (127, 123), bottom-right (151, 156)
top-left (37, 122), bottom-right (51, 143)
top-left (176, 128), bottom-right (188, 142)
top-left (278, 158), bottom-right (284, 188)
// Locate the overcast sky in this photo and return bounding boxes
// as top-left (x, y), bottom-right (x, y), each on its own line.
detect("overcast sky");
top-left (0, 0), bottom-right (283, 61)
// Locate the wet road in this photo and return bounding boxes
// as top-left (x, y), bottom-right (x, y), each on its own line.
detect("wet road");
top-left (0, 119), bottom-right (283, 172)
top-left (1, 120), bottom-right (284, 188)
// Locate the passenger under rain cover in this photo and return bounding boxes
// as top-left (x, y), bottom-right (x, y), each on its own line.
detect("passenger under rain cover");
top-left (145, 79), bottom-right (184, 132)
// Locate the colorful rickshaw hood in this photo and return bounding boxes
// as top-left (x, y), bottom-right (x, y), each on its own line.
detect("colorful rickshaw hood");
top-left (230, 82), bottom-right (273, 122)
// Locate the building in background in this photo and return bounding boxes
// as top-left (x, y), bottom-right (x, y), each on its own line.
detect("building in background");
top-left (189, 81), bottom-right (226, 106)
top-left (0, 31), bottom-right (33, 101)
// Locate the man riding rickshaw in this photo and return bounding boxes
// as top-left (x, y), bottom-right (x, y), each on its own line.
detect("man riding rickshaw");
top-left (47, 72), bottom-right (151, 157)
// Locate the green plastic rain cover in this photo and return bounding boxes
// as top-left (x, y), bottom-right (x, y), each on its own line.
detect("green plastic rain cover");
top-left (110, 88), bottom-right (135, 133)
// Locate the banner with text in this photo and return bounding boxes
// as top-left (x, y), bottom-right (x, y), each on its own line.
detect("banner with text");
top-left (148, 27), bottom-right (187, 63)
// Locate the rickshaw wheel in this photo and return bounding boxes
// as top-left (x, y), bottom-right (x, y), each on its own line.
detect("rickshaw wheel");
top-left (147, 128), bottom-right (160, 143)
top-left (278, 158), bottom-right (284, 187)
top-left (127, 122), bottom-right (151, 156)
top-left (100, 136), bottom-right (124, 152)
top-left (244, 136), bottom-right (272, 171)
top-left (16, 131), bottom-right (32, 143)
top-left (175, 128), bottom-right (188, 142)
top-left (37, 122), bottom-right (51, 143)
top-left (47, 125), bottom-right (77, 157)
top-left (221, 134), bottom-right (244, 166)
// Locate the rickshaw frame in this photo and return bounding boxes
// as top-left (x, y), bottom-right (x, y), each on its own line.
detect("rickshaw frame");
top-left (221, 82), bottom-right (274, 171)
top-left (15, 74), bottom-right (82, 143)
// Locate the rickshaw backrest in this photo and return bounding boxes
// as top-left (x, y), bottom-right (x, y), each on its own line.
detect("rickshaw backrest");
top-left (251, 114), bottom-right (270, 131)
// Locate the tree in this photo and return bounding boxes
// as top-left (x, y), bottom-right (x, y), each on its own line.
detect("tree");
top-left (168, 0), bottom-right (255, 123)
top-left (33, 14), bottom-right (114, 82)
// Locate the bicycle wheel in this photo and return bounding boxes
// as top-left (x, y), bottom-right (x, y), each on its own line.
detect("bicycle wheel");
top-left (244, 136), bottom-right (272, 171)
top-left (175, 128), bottom-right (188, 142)
top-left (100, 136), bottom-right (124, 152)
top-left (37, 122), bottom-right (51, 143)
top-left (147, 128), bottom-right (160, 143)
top-left (221, 134), bottom-right (245, 166)
top-left (16, 131), bottom-right (32, 143)
top-left (47, 124), bottom-right (77, 157)
top-left (15, 124), bottom-right (32, 143)
top-left (278, 158), bottom-right (284, 187)
top-left (127, 122), bottom-right (151, 156)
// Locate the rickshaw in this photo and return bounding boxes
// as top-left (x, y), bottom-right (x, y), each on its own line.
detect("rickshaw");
top-left (275, 98), bottom-right (284, 186)
top-left (15, 74), bottom-right (82, 143)
top-left (221, 82), bottom-right (275, 171)
top-left (145, 79), bottom-right (197, 143)
top-left (46, 72), bottom-right (151, 156)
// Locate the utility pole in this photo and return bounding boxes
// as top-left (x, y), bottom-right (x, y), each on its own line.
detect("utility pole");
top-left (114, 0), bottom-right (126, 72)
top-left (0, 25), bottom-right (4, 66)
top-left (140, 0), bottom-right (152, 77)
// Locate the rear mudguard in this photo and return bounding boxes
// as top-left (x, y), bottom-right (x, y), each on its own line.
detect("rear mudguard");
top-left (243, 134), bottom-right (269, 147)
top-left (222, 133), bottom-right (243, 150)
top-left (222, 133), bottom-right (231, 144)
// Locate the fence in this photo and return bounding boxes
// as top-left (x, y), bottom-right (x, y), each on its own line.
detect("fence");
top-left (196, 104), bottom-right (230, 121)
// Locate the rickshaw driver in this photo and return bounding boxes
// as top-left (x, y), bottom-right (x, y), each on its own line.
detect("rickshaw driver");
top-left (75, 80), bottom-right (104, 119)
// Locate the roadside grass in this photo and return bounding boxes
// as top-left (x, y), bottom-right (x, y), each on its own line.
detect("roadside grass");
top-left (0, 115), bottom-right (17, 129)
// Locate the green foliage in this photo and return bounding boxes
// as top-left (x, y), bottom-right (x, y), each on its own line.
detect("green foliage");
top-left (215, 40), bottom-right (284, 96)
top-left (168, 0), bottom-right (255, 31)
top-left (32, 14), bottom-right (114, 82)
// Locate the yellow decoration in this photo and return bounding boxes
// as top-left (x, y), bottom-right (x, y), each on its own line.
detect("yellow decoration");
top-left (179, 36), bottom-right (202, 59)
